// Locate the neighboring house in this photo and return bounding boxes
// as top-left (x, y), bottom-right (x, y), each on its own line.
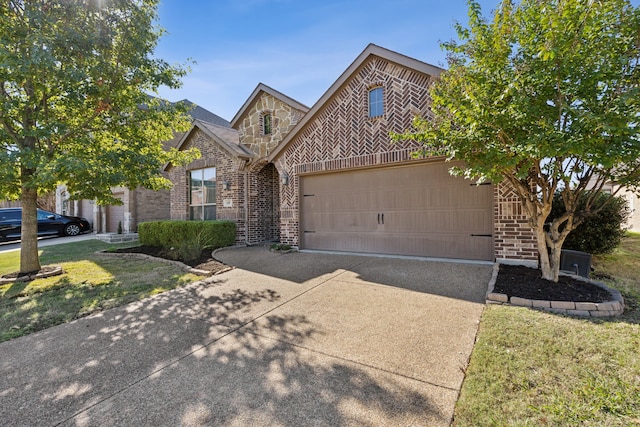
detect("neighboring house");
top-left (2, 193), bottom-right (56, 211)
top-left (596, 182), bottom-right (640, 231)
top-left (57, 101), bottom-right (229, 233)
top-left (166, 44), bottom-right (537, 265)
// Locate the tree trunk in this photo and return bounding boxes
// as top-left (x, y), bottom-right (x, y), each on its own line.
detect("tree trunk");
top-left (534, 220), bottom-right (560, 282)
top-left (20, 187), bottom-right (41, 274)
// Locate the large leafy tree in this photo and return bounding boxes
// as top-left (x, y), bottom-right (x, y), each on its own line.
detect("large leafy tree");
top-left (397, 0), bottom-right (640, 282)
top-left (0, 0), bottom-right (198, 273)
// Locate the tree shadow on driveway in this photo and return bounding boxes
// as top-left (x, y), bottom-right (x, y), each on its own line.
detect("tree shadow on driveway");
top-left (216, 246), bottom-right (493, 303)
top-left (68, 312), bottom-right (450, 426)
top-left (0, 271), bottom-right (454, 426)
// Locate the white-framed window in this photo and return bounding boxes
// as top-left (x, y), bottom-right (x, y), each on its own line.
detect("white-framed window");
top-left (189, 167), bottom-right (216, 220)
top-left (368, 86), bottom-right (384, 118)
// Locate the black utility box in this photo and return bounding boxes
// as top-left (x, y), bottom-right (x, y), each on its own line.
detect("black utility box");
top-left (560, 249), bottom-right (592, 278)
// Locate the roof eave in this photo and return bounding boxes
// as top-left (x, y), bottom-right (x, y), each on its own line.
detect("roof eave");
top-left (163, 120), bottom-right (253, 171)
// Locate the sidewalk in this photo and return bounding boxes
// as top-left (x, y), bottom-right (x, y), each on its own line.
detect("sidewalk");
top-left (0, 233), bottom-right (98, 254)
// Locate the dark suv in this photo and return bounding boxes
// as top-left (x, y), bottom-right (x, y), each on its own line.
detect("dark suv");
top-left (0, 208), bottom-right (92, 242)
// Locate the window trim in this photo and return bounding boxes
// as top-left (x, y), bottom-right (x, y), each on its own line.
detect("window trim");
top-left (189, 167), bottom-right (216, 220)
top-left (368, 86), bottom-right (384, 118)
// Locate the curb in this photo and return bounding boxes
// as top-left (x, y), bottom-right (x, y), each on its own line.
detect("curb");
top-left (485, 263), bottom-right (625, 317)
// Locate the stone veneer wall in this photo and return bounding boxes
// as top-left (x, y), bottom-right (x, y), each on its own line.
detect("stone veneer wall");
top-left (236, 93), bottom-right (306, 158)
top-left (493, 182), bottom-right (538, 264)
top-left (274, 56), bottom-right (434, 246)
top-left (168, 129), bottom-right (247, 244)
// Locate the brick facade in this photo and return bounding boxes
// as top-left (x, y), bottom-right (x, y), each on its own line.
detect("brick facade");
top-left (168, 128), bottom-right (248, 244)
top-left (274, 56), bottom-right (435, 246)
top-left (494, 182), bottom-right (538, 264)
top-left (162, 45), bottom-right (539, 264)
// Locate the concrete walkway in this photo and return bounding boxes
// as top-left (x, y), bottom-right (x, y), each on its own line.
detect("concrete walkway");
top-left (0, 232), bottom-right (98, 254)
top-left (0, 246), bottom-right (492, 426)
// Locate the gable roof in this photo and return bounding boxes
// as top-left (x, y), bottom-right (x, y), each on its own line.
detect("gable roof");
top-left (268, 44), bottom-right (444, 162)
top-left (230, 83), bottom-right (309, 129)
top-left (164, 119), bottom-right (254, 171)
top-left (179, 99), bottom-right (231, 128)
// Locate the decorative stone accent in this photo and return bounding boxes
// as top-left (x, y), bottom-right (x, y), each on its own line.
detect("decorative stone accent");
top-left (237, 93), bottom-right (306, 159)
top-left (485, 263), bottom-right (625, 317)
top-left (96, 233), bottom-right (139, 243)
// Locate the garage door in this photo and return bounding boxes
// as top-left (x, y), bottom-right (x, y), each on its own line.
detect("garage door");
top-left (300, 162), bottom-right (494, 261)
top-left (106, 196), bottom-right (125, 233)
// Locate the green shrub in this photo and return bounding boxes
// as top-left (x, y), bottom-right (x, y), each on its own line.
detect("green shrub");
top-left (548, 192), bottom-right (630, 255)
top-left (138, 220), bottom-right (236, 251)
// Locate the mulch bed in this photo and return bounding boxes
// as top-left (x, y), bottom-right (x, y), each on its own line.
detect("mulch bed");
top-left (494, 264), bottom-right (612, 303)
top-left (112, 245), bottom-right (229, 274)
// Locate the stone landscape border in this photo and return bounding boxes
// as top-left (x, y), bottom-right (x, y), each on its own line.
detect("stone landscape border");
top-left (486, 263), bottom-right (625, 317)
top-left (0, 266), bottom-right (65, 285)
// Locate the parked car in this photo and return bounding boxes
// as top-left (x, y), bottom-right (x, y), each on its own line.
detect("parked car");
top-left (0, 208), bottom-right (92, 241)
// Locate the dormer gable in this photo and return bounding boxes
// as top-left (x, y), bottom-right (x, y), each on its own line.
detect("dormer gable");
top-left (231, 83), bottom-right (309, 159)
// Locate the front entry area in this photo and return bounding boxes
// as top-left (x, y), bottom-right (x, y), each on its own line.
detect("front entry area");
top-left (300, 161), bottom-right (494, 261)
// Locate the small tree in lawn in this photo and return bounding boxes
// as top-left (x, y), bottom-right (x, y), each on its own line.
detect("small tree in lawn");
top-left (0, 0), bottom-right (199, 274)
top-left (396, 0), bottom-right (640, 282)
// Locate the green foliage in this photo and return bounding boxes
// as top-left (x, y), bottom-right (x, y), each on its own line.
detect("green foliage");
top-left (138, 221), bottom-right (236, 252)
top-left (394, 0), bottom-right (640, 281)
top-left (0, 0), bottom-right (200, 272)
top-left (548, 192), bottom-right (630, 254)
top-left (0, 0), bottom-right (199, 203)
top-left (270, 243), bottom-right (292, 251)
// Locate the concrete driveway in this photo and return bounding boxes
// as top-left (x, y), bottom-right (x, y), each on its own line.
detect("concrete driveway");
top-left (0, 246), bottom-right (492, 426)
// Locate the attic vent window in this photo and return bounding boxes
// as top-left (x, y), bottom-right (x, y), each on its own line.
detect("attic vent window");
top-left (262, 113), bottom-right (272, 135)
top-left (368, 87), bottom-right (384, 118)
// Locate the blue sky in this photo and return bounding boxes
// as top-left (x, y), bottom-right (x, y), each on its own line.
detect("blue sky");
top-left (153, 0), bottom-right (637, 121)
top-left (154, 0), bottom-right (499, 120)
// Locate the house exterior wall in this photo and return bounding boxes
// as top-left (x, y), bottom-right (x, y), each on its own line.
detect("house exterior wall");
top-left (494, 182), bottom-right (538, 264)
top-left (168, 128), bottom-right (247, 244)
top-left (246, 163), bottom-right (280, 243)
top-left (273, 55), bottom-right (539, 263)
top-left (273, 56), bottom-right (436, 247)
top-left (236, 92), bottom-right (306, 158)
top-left (134, 187), bottom-right (170, 228)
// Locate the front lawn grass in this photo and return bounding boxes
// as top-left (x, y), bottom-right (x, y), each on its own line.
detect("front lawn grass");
top-left (454, 233), bottom-right (640, 426)
top-left (0, 239), bottom-right (199, 342)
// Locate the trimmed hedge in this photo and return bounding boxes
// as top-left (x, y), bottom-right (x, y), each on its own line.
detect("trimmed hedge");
top-left (138, 220), bottom-right (236, 250)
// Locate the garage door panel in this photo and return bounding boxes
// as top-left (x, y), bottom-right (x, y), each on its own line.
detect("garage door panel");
top-left (302, 230), bottom-right (492, 261)
top-left (300, 162), bottom-right (494, 261)
top-left (385, 210), bottom-right (492, 234)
